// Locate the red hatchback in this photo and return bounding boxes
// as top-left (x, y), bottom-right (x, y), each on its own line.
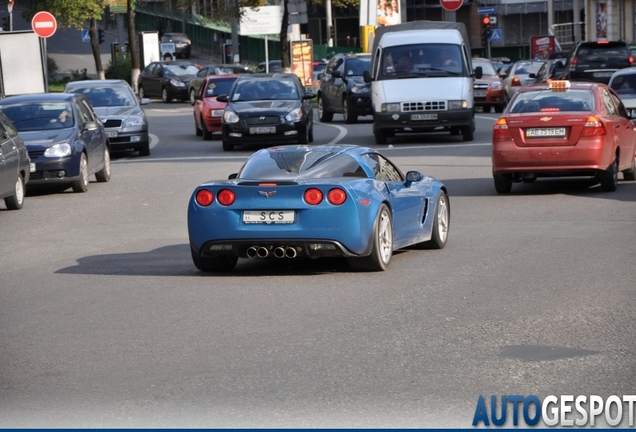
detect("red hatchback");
top-left (492, 80), bottom-right (636, 193)
top-left (194, 75), bottom-right (240, 140)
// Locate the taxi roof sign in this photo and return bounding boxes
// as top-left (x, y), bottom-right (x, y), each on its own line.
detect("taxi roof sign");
top-left (549, 80), bottom-right (571, 90)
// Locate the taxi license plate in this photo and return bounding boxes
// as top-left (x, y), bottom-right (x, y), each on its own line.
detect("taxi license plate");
top-left (411, 113), bottom-right (437, 121)
top-left (30, 163), bottom-right (35, 173)
top-left (243, 210), bottom-right (295, 224)
top-left (249, 127), bottom-right (276, 134)
top-left (474, 91), bottom-right (487, 98)
top-left (526, 127), bottom-right (566, 137)
top-left (106, 131), bottom-right (118, 138)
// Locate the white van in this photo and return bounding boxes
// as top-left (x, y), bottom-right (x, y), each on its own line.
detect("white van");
top-left (364, 22), bottom-right (482, 144)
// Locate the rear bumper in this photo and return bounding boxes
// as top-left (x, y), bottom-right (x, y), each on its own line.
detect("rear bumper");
top-left (193, 238), bottom-right (363, 259)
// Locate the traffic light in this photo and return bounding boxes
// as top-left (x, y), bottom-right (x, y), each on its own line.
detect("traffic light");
top-left (98, 28), bottom-right (105, 44)
top-left (1, 16), bottom-right (9, 31)
top-left (329, 25), bottom-right (334, 40)
top-left (481, 16), bottom-right (491, 47)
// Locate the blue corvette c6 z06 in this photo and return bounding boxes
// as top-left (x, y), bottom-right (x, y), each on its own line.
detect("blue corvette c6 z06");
top-left (187, 144), bottom-right (450, 272)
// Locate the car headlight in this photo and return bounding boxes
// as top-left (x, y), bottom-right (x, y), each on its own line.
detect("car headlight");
top-left (44, 143), bottom-right (72, 157)
top-left (491, 82), bottom-right (502, 89)
top-left (124, 117), bottom-right (144, 127)
top-left (351, 86), bottom-right (369, 94)
top-left (285, 107), bottom-right (303, 122)
top-left (381, 103), bottom-right (400, 112)
top-left (169, 79), bottom-right (186, 87)
top-left (211, 109), bottom-right (224, 117)
top-left (448, 100), bottom-right (468, 109)
top-left (223, 110), bottom-right (239, 123)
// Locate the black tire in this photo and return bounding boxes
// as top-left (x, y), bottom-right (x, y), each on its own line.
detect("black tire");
top-left (348, 204), bottom-right (393, 271)
top-left (95, 146), bottom-right (111, 182)
top-left (462, 122), bottom-right (475, 141)
top-left (373, 123), bottom-right (387, 145)
top-left (622, 154), bottom-right (636, 180)
top-left (195, 119), bottom-right (202, 137)
top-left (495, 104), bottom-right (505, 113)
top-left (202, 116), bottom-right (213, 141)
top-left (222, 139), bottom-right (234, 151)
top-left (417, 191), bottom-right (450, 249)
top-left (191, 249), bottom-right (238, 272)
top-left (189, 88), bottom-right (196, 105)
top-left (138, 86), bottom-right (145, 100)
top-left (161, 87), bottom-right (171, 103)
top-left (482, 105), bottom-right (492, 113)
top-left (600, 157), bottom-right (618, 192)
top-left (493, 173), bottom-right (512, 194)
top-left (343, 97), bottom-right (356, 124)
top-left (4, 173), bottom-right (25, 210)
top-left (299, 124), bottom-right (310, 144)
top-left (72, 153), bottom-right (89, 193)
top-left (450, 127), bottom-right (461, 136)
top-left (138, 142), bottom-right (150, 157)
top-left (308, 122), bottom-right (314, 143)
top-left (317, 95), bottom-right (333, 122)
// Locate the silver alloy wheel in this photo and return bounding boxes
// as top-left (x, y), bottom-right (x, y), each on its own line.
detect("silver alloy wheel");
top-left (318, 97), bottom-right (324, 118)
top-left (80, 155), bottom-right (88, 187)
top-left (14, 175), bottom-right (24, 205)
top-left (436, 194), bottom-right (449, 244)
top-left (189, 88), bottom-right (196, 105)
top-left (378, 208), bottom-right (393, 264)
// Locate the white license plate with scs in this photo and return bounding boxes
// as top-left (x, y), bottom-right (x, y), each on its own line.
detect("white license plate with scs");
top-left (243, 210), bottom-right (295, 224)
top-left (106, 131), bottom-right (118, 138)
top-left (249, 126), bottom-right (276, 134)
top-left (411, 113), bottom-right (438, 121)
top-left (526, 127), bottom-right (566, 137)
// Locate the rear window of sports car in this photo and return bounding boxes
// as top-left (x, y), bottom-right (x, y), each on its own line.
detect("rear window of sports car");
top-left (239, 152), bottom-right (368, 179)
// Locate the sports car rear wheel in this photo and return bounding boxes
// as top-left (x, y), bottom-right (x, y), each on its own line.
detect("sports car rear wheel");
top-left (191, 249), bottom-right (238, 272)
top-left (418, 191), bottom-right (449, 249)
top-left (348, 204), bottom-right (393, 271)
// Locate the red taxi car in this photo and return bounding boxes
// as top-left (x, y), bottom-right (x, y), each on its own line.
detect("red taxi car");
top-left (194, 75), bottom-right (240, 140)
top-left (492, 80), bottom-right (636, 193)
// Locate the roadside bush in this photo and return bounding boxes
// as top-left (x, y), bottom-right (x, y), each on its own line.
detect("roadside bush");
top-left (47, 56), bottom-right (59, 81)
top-left (106, 57), bottom-right (132, 84)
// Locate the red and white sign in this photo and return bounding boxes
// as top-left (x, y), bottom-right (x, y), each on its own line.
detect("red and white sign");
top-left (7, 0), bottom-right (14, 13)
top-left (440, 0), bottom-right (463, 12)
top-left (31, 11), bottom-right (57, 38)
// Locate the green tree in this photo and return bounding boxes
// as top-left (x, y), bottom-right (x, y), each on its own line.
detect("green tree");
top-left (23, 0), bottom-right (108, 79)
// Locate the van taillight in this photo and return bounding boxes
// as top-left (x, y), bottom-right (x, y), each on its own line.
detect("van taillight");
top-left (582, 115), bottom-right (606, 136)
top-left (493, 118), bottom-right (512, 139)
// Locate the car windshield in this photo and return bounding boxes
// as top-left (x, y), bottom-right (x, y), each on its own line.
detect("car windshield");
top-left (232, 79), bottom-right (298, 101)
top-left (380, 43), bottom-right (465, 78)
top-left (344, 57), bottom-right (371, 76)
top-left (238, 148), bottom-right (367, 179)
top-left (472, 59), bottom-right (498, 76)
top-left (164, 64), bottom-right (198, 76)
top-left (69, 86), bottom-right (137, 107)
top-left (0, 101), bottom-right (75, 131)
top-left (205, 78), bottom-right (237, 97)
top-left (610, 73), bottom-right (636, 95)
top-left (577, 46), bottom-right (628, 62)
top-left (508, 89), bottom-right (595, 113)
top-left (218, 66), bottom-right (252, 74)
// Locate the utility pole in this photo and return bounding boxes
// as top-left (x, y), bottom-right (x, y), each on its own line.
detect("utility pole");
top-left (7, 0), bottom-right (13, 31)
top-left (325, 0), bottom-right (333, 47)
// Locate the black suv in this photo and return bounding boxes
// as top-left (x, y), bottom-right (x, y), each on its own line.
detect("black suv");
top-left (560, 40), bottom-right (634, 84)
top-left (317, 53), bottom-right (372, 124)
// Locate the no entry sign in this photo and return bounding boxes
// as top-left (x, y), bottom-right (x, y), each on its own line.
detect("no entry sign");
top-left (31, 11), bottom-right (57, 38)
top-left (440, 0), bottom-right (463, 12)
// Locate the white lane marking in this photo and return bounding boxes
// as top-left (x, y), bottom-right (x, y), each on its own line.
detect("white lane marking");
top-left (315, 121), bottom-right (348, 145)
top-left (149, 133), bottom-right (159, 149)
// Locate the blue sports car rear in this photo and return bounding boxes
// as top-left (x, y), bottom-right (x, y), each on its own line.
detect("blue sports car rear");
top-left (187, 144), bottom-right (450, 272)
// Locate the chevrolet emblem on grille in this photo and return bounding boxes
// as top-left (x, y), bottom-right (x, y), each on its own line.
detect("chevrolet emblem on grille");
top-left (258, 191), bottom-right (276, 198)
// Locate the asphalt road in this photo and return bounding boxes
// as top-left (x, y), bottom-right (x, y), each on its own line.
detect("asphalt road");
top-left (1, 104), bottom-right (635, 427)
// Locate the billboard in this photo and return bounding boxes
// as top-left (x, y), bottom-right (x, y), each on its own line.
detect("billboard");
top-left (530, 35), bottom-right (555, 60)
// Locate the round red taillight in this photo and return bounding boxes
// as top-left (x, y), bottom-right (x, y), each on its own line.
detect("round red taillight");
top-left (304, 188), bottom-right (323, 205)
top-left (327, 188), bottom-right (347, 205)
top-left (217, 189), bottom-right (236, 206)
top-left (196, 189), bottom-right (214, 206)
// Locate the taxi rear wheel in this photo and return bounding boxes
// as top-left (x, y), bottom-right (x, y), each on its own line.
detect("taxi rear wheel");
top-left (622, 154), bottom-right (636, 180)
top-left (600, 157), bottom-right (618, 192)
top-left (493, 173), bottom-right (512, 194)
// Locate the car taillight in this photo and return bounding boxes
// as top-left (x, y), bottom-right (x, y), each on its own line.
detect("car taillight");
top-left (327, 188), bottom-right (347, 205)
top-left (217, 189), bottom-right (235, 206)
top-left (572, 58), bottom-right (578, 66)
top-left (493, 118), bottom-right (512, 139)
top-left (196, 189), bottom-right (214, 206)
top-left (304, 188), bottom-right (323, 205)
top-left (582, 115), bottom-right (606, 136)
top-left (512, 77), bottom-right (521, 86)
top-left (630, 55), bottom-right (635, 65)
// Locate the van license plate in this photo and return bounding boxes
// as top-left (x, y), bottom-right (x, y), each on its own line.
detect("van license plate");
top-left (411, 114), bottom-right (437, 121)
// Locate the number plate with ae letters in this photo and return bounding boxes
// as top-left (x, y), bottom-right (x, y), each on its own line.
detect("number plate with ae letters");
top-left (411, 113), bottom-right (438, 121)
top-left (526, 127), bottom-right (566, 137)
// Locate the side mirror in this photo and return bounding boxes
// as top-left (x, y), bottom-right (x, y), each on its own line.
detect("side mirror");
top-left (228, 173), bottom-right (238, 179)
top-left (303, 91), bottom-right (316, 100)
top-left (140, 98), bottom-right (151, 105)
top-left (405, 170), bottom-right (423, 185)
top-left (194, 94), bottom-right (202, 101)
top-left (529, 73), bottom-right (537, 79)
top-left (84, 121), bottom-right (99, 131)
top-left (216, 94), bottom-right (228, 102)
top-left (331, 70), bottom-right (342, 79)
top-left (363, 70), bottom-right (372, 83)
top-left (474, 66), bottom-right (483, 79)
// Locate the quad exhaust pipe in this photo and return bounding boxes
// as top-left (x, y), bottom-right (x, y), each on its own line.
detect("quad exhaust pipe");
top-left (248, 245), bottom-right (298, 259)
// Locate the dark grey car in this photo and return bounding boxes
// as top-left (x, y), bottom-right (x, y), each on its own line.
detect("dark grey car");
top-left (65, 79), bottom-right (151, 156)
top-left (161, 32), bottom-right (191, 58)
top-left (0, 111), bottom-right (30, 209)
